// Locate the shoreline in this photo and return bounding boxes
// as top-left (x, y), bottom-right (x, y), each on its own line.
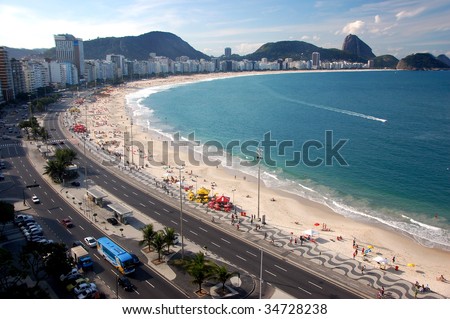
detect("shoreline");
top-left (76, 71), bottom-right (450, 297)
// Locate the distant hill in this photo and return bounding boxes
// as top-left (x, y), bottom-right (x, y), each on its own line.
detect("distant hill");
top-left (396, 53), bottom-right (450, 70)
top-left (83, 31), bottom-right (210, 60)
top-left (342, 34), bottom-right (376, 60)
top-left (3, 47), bottom-right (48, 59)
top-left (437, 54), bottom-right (450, 67)
top-left (244, 40), bottom-right (366, 63)
top-left (373, 55), bottom-right (399, 69)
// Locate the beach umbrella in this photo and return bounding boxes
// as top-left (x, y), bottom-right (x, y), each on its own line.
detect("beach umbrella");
top-left (314, 223), bottom-right (320, 226)
top-left (303, 229), bottom-right (320, 237)
top-left (367, 245), bottom-right (374, 249)
top-left (407, 263), bottom-right (415, 267)
top-left (373, 256), bottom-right (388, 264)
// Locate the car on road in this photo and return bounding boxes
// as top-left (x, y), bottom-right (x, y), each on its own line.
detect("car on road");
top-left (70, 181), bottom-right (80, 187)
top-left (106, 217), bottom-right (119, 225)
top-left (129, 253), bottom-right (140, 265)
top-left (72, 240), bottom-right (86, 248)
top-left (118, 276), bottom-right (135, 292)
top-left (84, 236), bottom-right (97, 248)
top-left (31, 195), bottom-right (40, 204)
top-left (66, 277), bottom-right (90, 292)
top-left (61, 218), bottom-right (74, 228)
top-left (60, 268), bottom-right (79, 282)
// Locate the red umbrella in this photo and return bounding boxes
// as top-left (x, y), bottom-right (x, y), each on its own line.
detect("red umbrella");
top-left (314, 223), bottom-right (320, 226)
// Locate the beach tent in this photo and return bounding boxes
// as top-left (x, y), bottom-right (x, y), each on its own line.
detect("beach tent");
top-left (372, 256), bottom-right (388, 264)
top-left (303, 229), bottom-right (320, 237)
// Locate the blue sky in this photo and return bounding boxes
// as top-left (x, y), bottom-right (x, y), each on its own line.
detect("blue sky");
top-left (1, 0), bottom-right (449, 58)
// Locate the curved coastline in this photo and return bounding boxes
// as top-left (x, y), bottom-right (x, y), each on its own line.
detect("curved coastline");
top-left (86, 71), bottom-right (450, 297)
top-left (126, 71), bottom-right (450, 251)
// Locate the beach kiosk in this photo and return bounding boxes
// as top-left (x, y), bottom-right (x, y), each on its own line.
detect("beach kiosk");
top-left (87, 186), bottom-right (108, 207)
top-left (107, 202), bottom-right (133, 225)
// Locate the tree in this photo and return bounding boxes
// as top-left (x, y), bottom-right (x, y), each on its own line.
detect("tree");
top-left (140, 224), bottom-right (155, 252)
top-left (211, 264), bottom-right (240, 294)
top-left (0, 248), bottom-right (27, 296)
top-left (55, 148), bottom-right (77, 165)
top-left (151, 231), bottom-right (166, 262)
top-left (184, 251), bottom-right (215, 293)
top-left (163, 226), bottom-right (176, 253)
top-left (43, 159), bottom-right (66, 183)
top-left (0, 201), bottom-right (15, 240)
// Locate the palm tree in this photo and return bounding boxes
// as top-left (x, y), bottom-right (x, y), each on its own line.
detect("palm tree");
top-left (151, 231), bottom-right (167, 262)
top-left (55, 149), bottom-right (77, 165)
top-left (43, 159), bottom-right (66, 183)
top-left (211, 264), bottom-right (240, 294)
top-left (140, 224), bottom-right (155, 252)
top-left (163, 226), bottom-right (176, 253)
top-left (184, 251), bottom-right (215, 294)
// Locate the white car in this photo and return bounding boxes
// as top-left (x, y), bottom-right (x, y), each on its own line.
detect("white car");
top-left (74, 282), bottom-right (97, 295)
top-left (77, 287), bottom-right (98, 299)
top-left (84, 236), bottom-right (97, 248)
top-left (31, 195), bottom-right (40, 204)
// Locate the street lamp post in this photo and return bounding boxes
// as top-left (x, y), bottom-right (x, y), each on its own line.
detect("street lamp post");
top-left (177, 167), bottom-right (185, 259)
top-left (232, 188), bottom-right (236, 213)
top-left (257, 147), bottom-right (262, 221)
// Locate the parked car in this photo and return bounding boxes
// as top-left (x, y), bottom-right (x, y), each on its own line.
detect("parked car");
top-left (60, 268), bottom-right (79, 282)
top-left (71, 181), bottom-right (80, 187)
top-left (76, 287), bottom-right (99, 299)
top-left (74, 282), bottom-right (97, 295)
top-left (84, 236), bottom-right (97, 248)
top-left (61, 218), bottom-right (74, 228)
top-left (31, 195), bottom-right (40, 204)
top-left (106, 217), bottom-right (119, 225)
top-left (118, 276), bottom-right (135, 292)
top-left (66, 277), bottom-right (89, 292)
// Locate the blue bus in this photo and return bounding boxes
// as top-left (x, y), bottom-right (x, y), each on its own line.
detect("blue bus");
top-left (97, 237), bottom-right (135, 275)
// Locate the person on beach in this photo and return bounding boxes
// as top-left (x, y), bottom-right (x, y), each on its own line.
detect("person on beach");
top-left (361, 265), bottom-right (366, 274)
top-left (392, 256), bottom-right (396, 263)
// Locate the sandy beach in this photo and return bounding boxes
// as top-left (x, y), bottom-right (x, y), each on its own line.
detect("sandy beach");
top-left (70, 71), bottom-right (450, 298)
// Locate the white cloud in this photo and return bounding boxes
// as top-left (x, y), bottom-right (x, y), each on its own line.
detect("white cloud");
top-left (301, 35), bottom-right (310, 40)
top-left (234, 43), bottom-right (263, 55)
top-left (341, 20), bottom-right (365, 35)
top-left (374, 15), bottom-right (381, 24)
top-left (396, 7), bottom-right (426, 20)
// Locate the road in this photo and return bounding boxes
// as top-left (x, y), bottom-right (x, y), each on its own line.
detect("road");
top-left (0, 107), bottom-right (186, 299)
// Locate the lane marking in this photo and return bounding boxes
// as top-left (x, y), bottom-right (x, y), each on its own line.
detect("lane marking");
top-left (298, 286), bottom-right (312, 295)
top-left (211, 242), bottom-right (220, 248)
top-left (199, 227), bottom-right (208, 233)
top-left (308, 281), bottom-right (323, 289)
top-left (274, 264), bottom-right (287, 272)
top-left (132, 192), bottom-right (138, 196)
top-left (113, 187), bottom-right (118, 191)
top-left (236, 255), bottom-right (247, 262)
top-left (190, 230), bottom-right (198, 236)
top-left (246, 251), bottom-right (257, 257)
top-left (170, 220), bottom-right (178, 225)
top-left (123, 193), bottom-right (129, 197)
top-left (154, 211), bottom-right (160, 216)
top-left (220, 238), bottom-right (231, 244)
top-left (104, 181), bottom-right (108, 184)
top-left (265, 270), bottom-right (277, 277)
top-left (148, 200), bottom-right (155, 205)
top-left (112, 179), bottom-right (117, 183)
top-left (163, 208), bottom-right (169, 213)
top-left (139, 203), bottom-right (146, 207)
top-left (145, 280), bottom-right (155, 288)
top-left (121, 185), bottom-right (126, 189)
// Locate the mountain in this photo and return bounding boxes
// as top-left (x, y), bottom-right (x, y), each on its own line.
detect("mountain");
top-left (342, 34), bottom-right (376, 60)
top-left (3, 47), bottom-right (48, 59)
top-left (396, 53), bottom-right (450, 70)
top-left (244, 40), bottom-right (366, 62)
top-left (437, 54), bottom-right (450, 67)
top-left (373, 55), bottom-right (399, 69)
top-left (83, 31), bottom-right (210, 60)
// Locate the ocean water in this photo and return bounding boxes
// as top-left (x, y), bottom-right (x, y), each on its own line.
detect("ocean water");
top-left (126, 70), bottom-right (450, 250)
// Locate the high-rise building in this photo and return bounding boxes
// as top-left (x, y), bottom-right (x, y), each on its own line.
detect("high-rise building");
top-left (0, 47), bottom-right (15, 102)
top-left (312, 52), bottom-right (320, 69)
top-left (225, 47), bottom-right (232, 58)
top-left (10, 58), bottom-right (27, 96)
top-left (54, 34), bottom-right (85, 80)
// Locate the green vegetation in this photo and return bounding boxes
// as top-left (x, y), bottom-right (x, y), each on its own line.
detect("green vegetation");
top-left (43, 148), bottom-right (78, 183)
top-left (397, 53), bottom-right (450, 70)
